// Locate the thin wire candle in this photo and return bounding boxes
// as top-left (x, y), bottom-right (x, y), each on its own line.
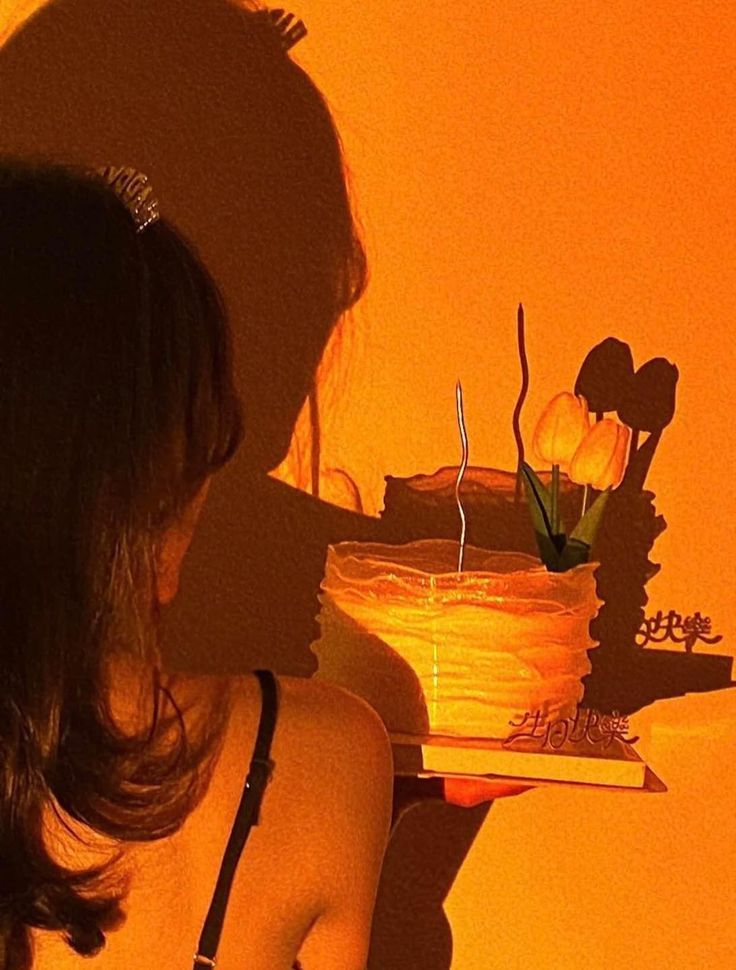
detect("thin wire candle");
top-left (513, 303), bottom-right (529, 505)
top-left (454, 380), bottom-right (469, 573)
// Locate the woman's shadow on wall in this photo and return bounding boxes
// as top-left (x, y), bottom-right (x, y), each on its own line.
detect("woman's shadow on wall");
top-left (0, 3), bottom-right (491, 967)
top-left (5, 5), bottom-right (727, 968)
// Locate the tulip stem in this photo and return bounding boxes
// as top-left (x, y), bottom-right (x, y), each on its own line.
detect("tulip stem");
top-left (581, 484), bottom-right (589, 518)
top-left (629, 428), bottom-right (640, 463)
top-left (551, 463), bottom-right (560, 534)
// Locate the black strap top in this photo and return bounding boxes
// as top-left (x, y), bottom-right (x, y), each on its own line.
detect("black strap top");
top-left (191, 669), bottom-right (303, 970)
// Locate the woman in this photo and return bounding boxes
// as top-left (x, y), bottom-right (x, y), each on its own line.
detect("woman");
top-left (0, 6), bottom-right (523, 969)
top-left (0, 157), bottom-right (393, 970)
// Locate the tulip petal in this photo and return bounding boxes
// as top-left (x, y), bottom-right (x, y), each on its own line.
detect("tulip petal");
top-left (569, 419), bottom-right (630, 490)
top-left (532, 392), bottom-right (590, 467)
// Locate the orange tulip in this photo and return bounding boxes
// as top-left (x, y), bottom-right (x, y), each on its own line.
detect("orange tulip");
top-left (569, 418), bottom-right (631, 490)
top-left (532, 392), bottom-right (590, 469)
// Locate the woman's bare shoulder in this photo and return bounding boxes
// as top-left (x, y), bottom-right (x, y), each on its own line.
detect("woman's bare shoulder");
top-left (232, 672), bottom-right (392, 788)
top-left (276, 677), bottom-right (394, 968)
top-left (171, 671), bottom-right (393, 965)
top-left (279, 674), bottom-right (390, 741)
top-left (177, 669), bottom-right (392, 825)
top-left (171, 668), bottom-right (390, 771)
top-left (223, 672), bottom-right (393, 886)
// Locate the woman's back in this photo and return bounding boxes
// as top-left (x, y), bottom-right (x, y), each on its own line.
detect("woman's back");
top-left (0, 124), bottom-right (389, 967)
top-left (32, 672), bottom-right (393, 970)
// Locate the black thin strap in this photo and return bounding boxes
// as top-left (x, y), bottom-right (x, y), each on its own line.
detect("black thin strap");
top-left (192, 669), bottom-right (278, 969)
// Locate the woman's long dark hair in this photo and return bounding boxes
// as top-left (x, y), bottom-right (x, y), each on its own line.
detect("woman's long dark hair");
top-left (0, 157), bottom-right (244, 969)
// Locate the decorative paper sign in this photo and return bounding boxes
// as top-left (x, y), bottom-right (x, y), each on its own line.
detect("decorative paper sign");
top-left (503, 708), bottom-right (640, 751)
top-left (636, 610), bottom-right (723, 652)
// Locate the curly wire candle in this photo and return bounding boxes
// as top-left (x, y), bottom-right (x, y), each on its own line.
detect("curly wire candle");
top-left (311, 538), bottom-right (602, 739)
top-left (454, 379), bottom-right (469, 573)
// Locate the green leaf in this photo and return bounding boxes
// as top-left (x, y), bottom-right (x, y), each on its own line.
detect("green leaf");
top-left (538, 532), bottom-right (566, 571)
top-left (521, 462), bottom-right (567, 533)
top-left (520, 462), bottom-right (553, 531)
top-left (551, 530), bottom-right (567, 555)
top-left (570, 487), bottom-right (611, 547)
top-left (520, 462), bottom-right (563, 570)
top-left (557, 537), bottom-right (591, 571)
top-left (520, 463), bottom-right (568, 537)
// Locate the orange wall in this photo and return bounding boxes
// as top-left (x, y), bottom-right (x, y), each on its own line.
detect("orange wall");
top-left (294, 3), bottom-right (736, 966)
top-left (2, 1), bottom-right (734, 966)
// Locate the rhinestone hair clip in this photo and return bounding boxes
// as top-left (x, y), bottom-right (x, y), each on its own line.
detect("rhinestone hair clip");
top-left (95, 164), bottom-right (160, 233)
top-left (267, 7), bottom-right (307, 51)
top-left (92, 11), bottom-right (305, 230)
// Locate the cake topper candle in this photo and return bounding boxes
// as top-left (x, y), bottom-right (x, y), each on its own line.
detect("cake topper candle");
top-left (455, 380), bottom-right (469, 571)
top-left (513, 303), bottom-right (530, 504)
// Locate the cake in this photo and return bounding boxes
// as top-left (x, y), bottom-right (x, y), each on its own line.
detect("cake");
top-left (311, 536), bottom-right (601, 740)
top-left (380, 465), bottom-right (580, 556)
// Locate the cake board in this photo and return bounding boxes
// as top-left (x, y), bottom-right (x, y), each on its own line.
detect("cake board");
top-left (390, 731), bottom-right (667, 793)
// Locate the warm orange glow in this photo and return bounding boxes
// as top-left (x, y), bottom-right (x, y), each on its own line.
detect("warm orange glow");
top-left (4, 1), bottom-right (734, 967)
top-left (284, 6), bottom-right (736, 965)
top-left (569, 418), bottom-right (631, 490)
top-left (313, 539), bottom-right (600, 738)
top-left (531, 392), bottom-right (590, 470)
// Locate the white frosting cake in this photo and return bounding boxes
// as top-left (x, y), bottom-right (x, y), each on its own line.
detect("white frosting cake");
top-left (312, 538), bottom-right (601, 740)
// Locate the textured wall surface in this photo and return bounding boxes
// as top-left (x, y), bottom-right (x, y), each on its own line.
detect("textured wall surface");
top-left (1, 2), bottom-right (734, 967)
